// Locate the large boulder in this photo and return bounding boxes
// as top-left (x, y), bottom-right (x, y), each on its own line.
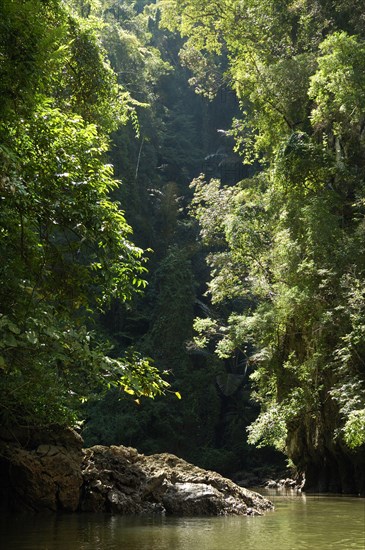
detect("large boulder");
top-left (81, 445), bottom-right (272, 516)
top-left (0, 428), bottom-right (272, 515)
top-left (0, 426), bottom-right (83, 512)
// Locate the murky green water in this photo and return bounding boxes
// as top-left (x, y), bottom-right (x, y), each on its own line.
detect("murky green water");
top-left (0, 491), bottom-right (364, 550)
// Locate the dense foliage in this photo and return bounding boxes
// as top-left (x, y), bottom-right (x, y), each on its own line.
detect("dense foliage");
top-left (0, 0), bottom-right (168, 428)
top-left (159, 0), bottom-right (365, 489)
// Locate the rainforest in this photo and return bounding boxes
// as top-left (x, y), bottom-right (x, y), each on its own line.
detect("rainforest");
top-left (1, 0), bottom-right (365, 521)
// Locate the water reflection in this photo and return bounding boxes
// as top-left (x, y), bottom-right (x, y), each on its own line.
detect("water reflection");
top-left (0, 492), bottom-right (364, 550)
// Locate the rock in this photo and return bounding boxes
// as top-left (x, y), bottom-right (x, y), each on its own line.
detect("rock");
top-left (81, 446), bottom-right (273, 516)
top-left (0, 426), bottom-right (83, 512)
top-left (162, 482), bottom-right (224, 515)
top-left (264, 476), bottom-right (303, 491)
top-left (0, 428), bottom-right (273, 516)
top-left (266, 479), bottom-right (279, 488)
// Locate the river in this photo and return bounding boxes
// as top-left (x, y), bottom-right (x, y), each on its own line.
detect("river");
top-left (0, 490), bottom-right (364, 549)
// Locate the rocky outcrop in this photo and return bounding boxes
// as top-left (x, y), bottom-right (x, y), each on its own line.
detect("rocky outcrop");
top-left (265, 476), bottom-right (305, 491)
top-left (287, 401), bottom-right (365, 495)
top-left (81, 445), bottom-right (272, 516)
top-left (0, 427), bottom-right (272, 515)
top-left (0, 426), bottom-right (83, 512)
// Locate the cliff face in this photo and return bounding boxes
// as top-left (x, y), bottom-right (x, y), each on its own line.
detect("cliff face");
top-left (287, 414), bottom-right (365, 495)
top-left (0, 427), bottom-right (272, 516)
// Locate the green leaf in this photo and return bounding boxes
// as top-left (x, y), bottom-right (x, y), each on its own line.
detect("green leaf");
top-left (26, 331), bottom-right (38, 345)
top-left (4, 333), bottom-right (18, 347)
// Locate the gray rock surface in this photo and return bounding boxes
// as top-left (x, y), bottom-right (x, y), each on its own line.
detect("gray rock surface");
top-left (81, 445), bottom-right (273, 516)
